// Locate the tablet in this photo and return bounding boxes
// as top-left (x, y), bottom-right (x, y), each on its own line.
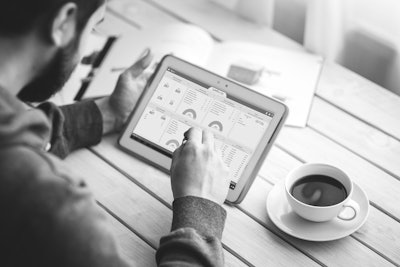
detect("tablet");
top-left (119, 55), bottom-right (288, 204)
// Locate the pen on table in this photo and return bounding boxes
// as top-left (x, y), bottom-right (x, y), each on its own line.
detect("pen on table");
top-left (111, 67), bottom-right (127, 72)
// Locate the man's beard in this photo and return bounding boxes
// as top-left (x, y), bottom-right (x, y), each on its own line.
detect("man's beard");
top-left (17, 36), bottom-right (79, 103)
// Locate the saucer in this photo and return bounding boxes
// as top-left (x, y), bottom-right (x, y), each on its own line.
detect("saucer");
top-left (266, 181), bottom-right (369, 241)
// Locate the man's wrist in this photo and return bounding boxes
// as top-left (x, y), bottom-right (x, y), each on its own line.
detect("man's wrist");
top-left (95, 97), bottom-right (118, 135)
top-left (171, 196), bottom-right (227, 240)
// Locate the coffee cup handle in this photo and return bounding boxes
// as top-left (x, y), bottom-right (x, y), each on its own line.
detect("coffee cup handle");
top-left (337, 199), bottom-right (360, 221)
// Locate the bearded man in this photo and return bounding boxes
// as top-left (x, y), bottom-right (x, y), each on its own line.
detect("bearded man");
top-left (0, 0), bottom-right (230, 266)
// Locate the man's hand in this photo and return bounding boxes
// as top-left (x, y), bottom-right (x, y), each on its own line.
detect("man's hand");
top-left (170, 128), bottom-right (230, 205)
top-left (95, 48), bottom-right (153, 134)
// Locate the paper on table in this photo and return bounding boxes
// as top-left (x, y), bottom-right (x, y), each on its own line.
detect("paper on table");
top-left (206, 42), bottom-right (324, 127)
top-left (83, 24), bottom-right (214, 99)
top-left (79, 23), bottom-right (323, 127)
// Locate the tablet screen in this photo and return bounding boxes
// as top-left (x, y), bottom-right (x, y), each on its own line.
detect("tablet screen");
top-left (131, 67), bottom-right (274, 189)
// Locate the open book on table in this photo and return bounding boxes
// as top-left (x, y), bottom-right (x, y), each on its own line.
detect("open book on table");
top-left (78, 23), bottom-right (324, 127)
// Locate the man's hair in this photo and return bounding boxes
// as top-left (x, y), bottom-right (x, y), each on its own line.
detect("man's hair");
top-left (0, 0), bottom-right (105, 37)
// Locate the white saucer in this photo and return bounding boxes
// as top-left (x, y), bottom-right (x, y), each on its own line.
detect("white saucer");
top-left (266, 181), bottom-right (369, 241)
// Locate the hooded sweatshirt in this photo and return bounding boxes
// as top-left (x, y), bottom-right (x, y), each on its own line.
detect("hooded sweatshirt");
top-left (0, 86), bottom-right (226, 267)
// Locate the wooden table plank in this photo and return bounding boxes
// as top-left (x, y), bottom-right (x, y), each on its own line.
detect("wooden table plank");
top-left (275, 127), bottom-right (400, 220)
top-left (65, 151), bottom-right (172, 246)
top-left (309, 97), bottom-right (400, 179)
top-left (258, 146), bottom-right (400, 265)
top-left (64, 149), bottom-right (246, 267)
top-left (134, 0), bottom-right (400, 140)
top-left (105, 212), bottom-right (156, 266)
top-left (317, 62), bottom-right (400, 139)
top-left (88, 136), bottom-right (320, 267)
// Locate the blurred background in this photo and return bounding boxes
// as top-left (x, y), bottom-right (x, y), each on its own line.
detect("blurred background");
top-left (211, 0), bottom-right (400, 96)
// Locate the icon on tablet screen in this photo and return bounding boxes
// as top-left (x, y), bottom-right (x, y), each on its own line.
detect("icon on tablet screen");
top-left (208, 121), bottom-right (223, 132)
top-left (182, 109), bottom-right (197, 119)
top-left (166, 139), bottom-right (180, 150)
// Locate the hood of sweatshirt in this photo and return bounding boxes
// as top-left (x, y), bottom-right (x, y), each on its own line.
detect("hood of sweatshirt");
top-left (0, 86), bottom-right (50, 151)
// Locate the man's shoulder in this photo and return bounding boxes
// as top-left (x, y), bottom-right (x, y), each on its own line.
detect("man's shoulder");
top-left (0, 145), bottom-right (51, 179)
top-left (0, 145), bottom-right (86, 194)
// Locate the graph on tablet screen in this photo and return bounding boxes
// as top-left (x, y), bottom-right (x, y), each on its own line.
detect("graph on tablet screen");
top-left (132, 68), bottom-right (274, 188)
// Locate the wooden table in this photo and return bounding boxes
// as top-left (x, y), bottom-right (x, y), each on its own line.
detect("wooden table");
top-left (64, 0), bottom-right (400, 266)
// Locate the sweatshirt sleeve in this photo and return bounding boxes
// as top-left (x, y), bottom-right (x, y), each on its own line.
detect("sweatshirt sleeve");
top-left (156, 196), bottom-right (227, 267)
top-left (37, 100), bottom-right (103, 158)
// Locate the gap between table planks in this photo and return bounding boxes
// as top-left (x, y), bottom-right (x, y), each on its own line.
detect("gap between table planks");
top-left (308, 97), bottom-right (400, 181)
top-left (104, 209), bottom-right (156, 266)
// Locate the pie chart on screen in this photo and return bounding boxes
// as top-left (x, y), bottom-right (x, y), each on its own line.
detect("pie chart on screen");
top-left (166, 139), bottom-right (180, 150)
top-left (182, 109), bottom-right (197, 119)
top-left (208, 121), bottom-right (223, 132)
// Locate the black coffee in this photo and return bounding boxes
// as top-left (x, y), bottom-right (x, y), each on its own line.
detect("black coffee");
top-left (290, 175), bottom-right (347, 206)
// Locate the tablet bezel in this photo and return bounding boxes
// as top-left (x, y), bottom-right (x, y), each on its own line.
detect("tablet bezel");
top-left (119, 55), bottom-right (288, 204)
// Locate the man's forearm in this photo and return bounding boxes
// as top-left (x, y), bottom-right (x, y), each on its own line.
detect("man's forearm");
top-left (37, 100), bottom-right (103, 158)
top-left (95, 96), bottom-right (124, 135)
top-left (156, 196), bottom-right (226, 266)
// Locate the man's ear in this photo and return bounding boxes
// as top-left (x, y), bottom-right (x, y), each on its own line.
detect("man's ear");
top-left (50, 2), bottom-right (78, 47)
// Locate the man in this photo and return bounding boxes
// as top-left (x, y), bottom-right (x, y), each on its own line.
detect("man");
top-left (0, 0), bottom-right (231, 266)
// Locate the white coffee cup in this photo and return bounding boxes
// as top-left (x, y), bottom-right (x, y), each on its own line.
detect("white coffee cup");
top-left (285, 163), bottom-right (360, 222)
